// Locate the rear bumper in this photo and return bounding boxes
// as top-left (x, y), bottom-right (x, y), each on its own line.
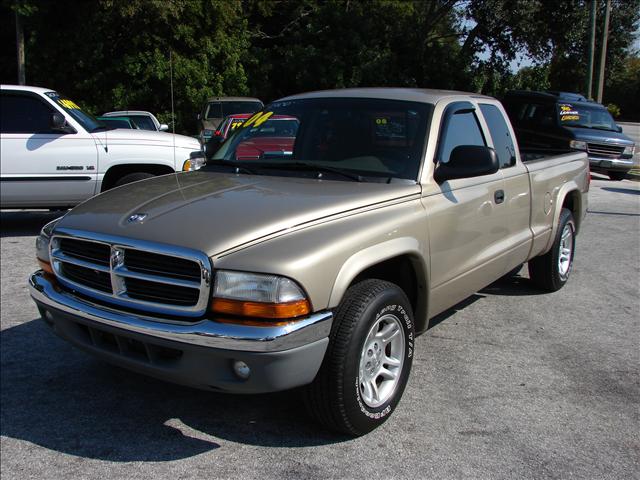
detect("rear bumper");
top-left (29, 271), bottom-right (332, 393)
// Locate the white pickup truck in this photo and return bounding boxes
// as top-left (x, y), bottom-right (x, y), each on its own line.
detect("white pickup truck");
top-left (0, 85), bottom-right (203, 209)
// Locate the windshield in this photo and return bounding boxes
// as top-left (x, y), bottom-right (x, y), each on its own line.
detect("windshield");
top-left (557, 103), bottom-right (617, 131)
top-left (206, 101), bottom-right (264, 119)
top-left (212, 98), bottom-right (432, 181)
top-left (44, 92), bottom-right (102, 132)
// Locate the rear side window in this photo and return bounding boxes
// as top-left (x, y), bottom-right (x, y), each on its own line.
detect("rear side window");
top-left (523, 103), bottom-right (555, 126)
top-left (480, 104), bottom-right (516, 168)
top-left (0, 93), bottom-right (54, 133)
top-left (439, 111), bottom-right (485, 163)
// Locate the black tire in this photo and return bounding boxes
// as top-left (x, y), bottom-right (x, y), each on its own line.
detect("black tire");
top-left (528, 208), bottom-right (576, 292)
top-left (114, 172), bottom-right (155, 187)
top-left (608, 171), bottom-right (626, 181)
top-left (303, 279), bottom-right (415, 436)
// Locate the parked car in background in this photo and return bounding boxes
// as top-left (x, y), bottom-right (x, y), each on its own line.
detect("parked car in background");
top-left (95, 116), bottom-right (134, 129)
top-left (204, 113), bottom-right (299, 158)
top-left (502, 90), bottom-right (635, 180)
top-left (197, 96), bottom-right (263, 143)
top-left (0, 85), bottom-right (204, 209)
top-left (102, 110), bottom-right (169, 132)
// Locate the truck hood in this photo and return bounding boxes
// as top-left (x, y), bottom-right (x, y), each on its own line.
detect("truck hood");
top-left (564, 126), bottom-right (634, 146)
top-left (56, 172), bottom-right (420, 256)
top-left (92, 129), bottom-right (201, 150)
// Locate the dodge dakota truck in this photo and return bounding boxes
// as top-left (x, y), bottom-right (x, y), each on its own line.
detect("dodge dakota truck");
top-left (0, 85), bottom-right (204, 209)
top-left (29, 88), bottom-right (589, 436)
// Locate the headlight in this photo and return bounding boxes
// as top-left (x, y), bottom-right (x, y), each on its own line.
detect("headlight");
top-left (211, 270), bottom-right (311, 320)
top-left (623, 145), bottom-right (635, 156)
top-left (569, 140), bottom-right (587, 151)
top-left (35, 217), bottom-right (62, 273)
top-left (182, 151), bottom-right (206, 171)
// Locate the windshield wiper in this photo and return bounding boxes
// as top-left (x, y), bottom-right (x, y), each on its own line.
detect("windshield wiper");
top-left (91, 126), bottom-right (110, 133)
top-left (574, 125), bottom-right (615, 132)
top-left (205, 159), bottom-right (256, 175)
top-left (587, 126), bottom-right (616, 132)
top-left (257, 161), bottom-right (366, 182)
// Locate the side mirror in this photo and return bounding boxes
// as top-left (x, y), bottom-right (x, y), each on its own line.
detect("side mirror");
top-left (159, 123), bottom-right (169, 131)
top-left (50, 113), bottom-right (76, 134)
top-left (434, 145), bottom-right (499, 183)
top-left (616, 125), bottom-right (623, 133)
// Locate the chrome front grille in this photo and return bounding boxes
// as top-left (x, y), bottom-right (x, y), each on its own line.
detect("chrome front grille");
top-left (50, 232), bottom-right (212, 317)
top-left (587, 142), bottom-right (625, 158)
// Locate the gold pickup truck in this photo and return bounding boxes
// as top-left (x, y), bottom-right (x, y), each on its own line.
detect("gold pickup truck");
top-left (29, 88), bottom-right (589, 436)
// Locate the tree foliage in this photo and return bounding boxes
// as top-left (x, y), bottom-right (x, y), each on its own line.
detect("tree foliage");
top-left (1, 0), bottom-right (638, 132)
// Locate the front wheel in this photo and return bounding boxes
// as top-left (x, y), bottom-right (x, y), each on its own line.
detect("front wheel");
top-left (608, 171), bottom-right (627, 181)
top-left (304, 279), bottom-right (415, 436)
top-left (528, 208), bottom-right (576, 292)
top-left (114, 172), bottom-right (155, 187)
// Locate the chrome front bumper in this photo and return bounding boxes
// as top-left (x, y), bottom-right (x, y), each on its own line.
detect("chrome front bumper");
top-left (30, 271), bottom-right (333, 392)
top-left (29, 271), bottom-right (332, 353)
top-left (588, 156), bottom-right (635, 171)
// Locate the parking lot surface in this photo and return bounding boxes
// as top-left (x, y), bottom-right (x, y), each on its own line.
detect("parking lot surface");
top-left (1, 176), bottom-right (638, 480)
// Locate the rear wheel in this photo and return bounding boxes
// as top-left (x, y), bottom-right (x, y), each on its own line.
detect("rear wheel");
top-left (114, 172), bottom-right (155, 187)
top-left (608, 171), bottom-right (627, 181)
top-left (528, 208), bottom-right (575, 292)
top-left (304, 279), bottom-right (415, 436)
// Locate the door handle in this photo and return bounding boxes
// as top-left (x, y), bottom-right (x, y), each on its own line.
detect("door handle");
top-left (494, 189), bottom-right (505, 204)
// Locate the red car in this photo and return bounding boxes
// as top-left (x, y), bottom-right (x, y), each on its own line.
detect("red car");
top-left (210, 113), bottom-right (299, 160)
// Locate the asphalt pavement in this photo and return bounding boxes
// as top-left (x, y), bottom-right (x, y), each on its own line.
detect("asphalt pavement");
top-left (1, 176), bottom-right (638, 480)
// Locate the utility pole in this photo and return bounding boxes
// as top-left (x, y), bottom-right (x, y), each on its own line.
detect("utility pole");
top-left (586, 0), bottom-right (597, 99)
top-left (596, 0), bottom-right (611, 103)
top-left (15, 9), bottom-right (25, 85)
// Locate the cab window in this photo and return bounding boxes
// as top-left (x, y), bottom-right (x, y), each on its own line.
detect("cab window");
top-left (0, 93), bottom-right (54, 134)
top-left (439, 111), bottom-right (485, 163)
top-left (480, 104), bottom-right (516, 168)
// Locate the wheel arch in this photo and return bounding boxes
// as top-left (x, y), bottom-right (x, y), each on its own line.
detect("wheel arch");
top-left (545, 183), bottom-right (582, 253)
top-left (328, 238), bottom-right (430, 334)
top-left (100, 163), bottom-right (175, 192)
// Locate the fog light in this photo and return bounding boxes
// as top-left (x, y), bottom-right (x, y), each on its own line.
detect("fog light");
top-left (232, 360), bottom-right (251, 380)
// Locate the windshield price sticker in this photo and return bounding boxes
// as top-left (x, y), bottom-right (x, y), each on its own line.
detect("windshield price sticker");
top-left (230, 120), bottom-right (245, 130)
top-left (243, 111), bottom-right (273, 129)
top-left (58, 99), bottom-right (81, 110)
top-left (559, 104), bottom-right (580, 122)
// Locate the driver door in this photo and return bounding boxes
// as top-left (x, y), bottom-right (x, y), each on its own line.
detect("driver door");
top-left (422, 102), bottom-right (507, 317)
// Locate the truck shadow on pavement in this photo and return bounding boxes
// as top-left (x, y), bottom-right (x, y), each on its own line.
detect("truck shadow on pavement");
top-left (1, 211), bottom-right (66, 238)
top-left (0, 320), bottom-right (346, 462)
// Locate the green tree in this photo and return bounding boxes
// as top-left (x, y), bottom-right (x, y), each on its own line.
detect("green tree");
top-left (3, 0), bottom-right (251, 134)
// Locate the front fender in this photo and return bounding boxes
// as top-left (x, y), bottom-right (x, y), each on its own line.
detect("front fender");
top-left (328, 237), bottom-right (423, 307)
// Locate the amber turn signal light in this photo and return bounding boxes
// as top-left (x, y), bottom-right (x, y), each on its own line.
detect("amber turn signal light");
top-left (211, 298), bottom-right (311, 320)
top-left (38, 259), bottom-right (54, 275)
